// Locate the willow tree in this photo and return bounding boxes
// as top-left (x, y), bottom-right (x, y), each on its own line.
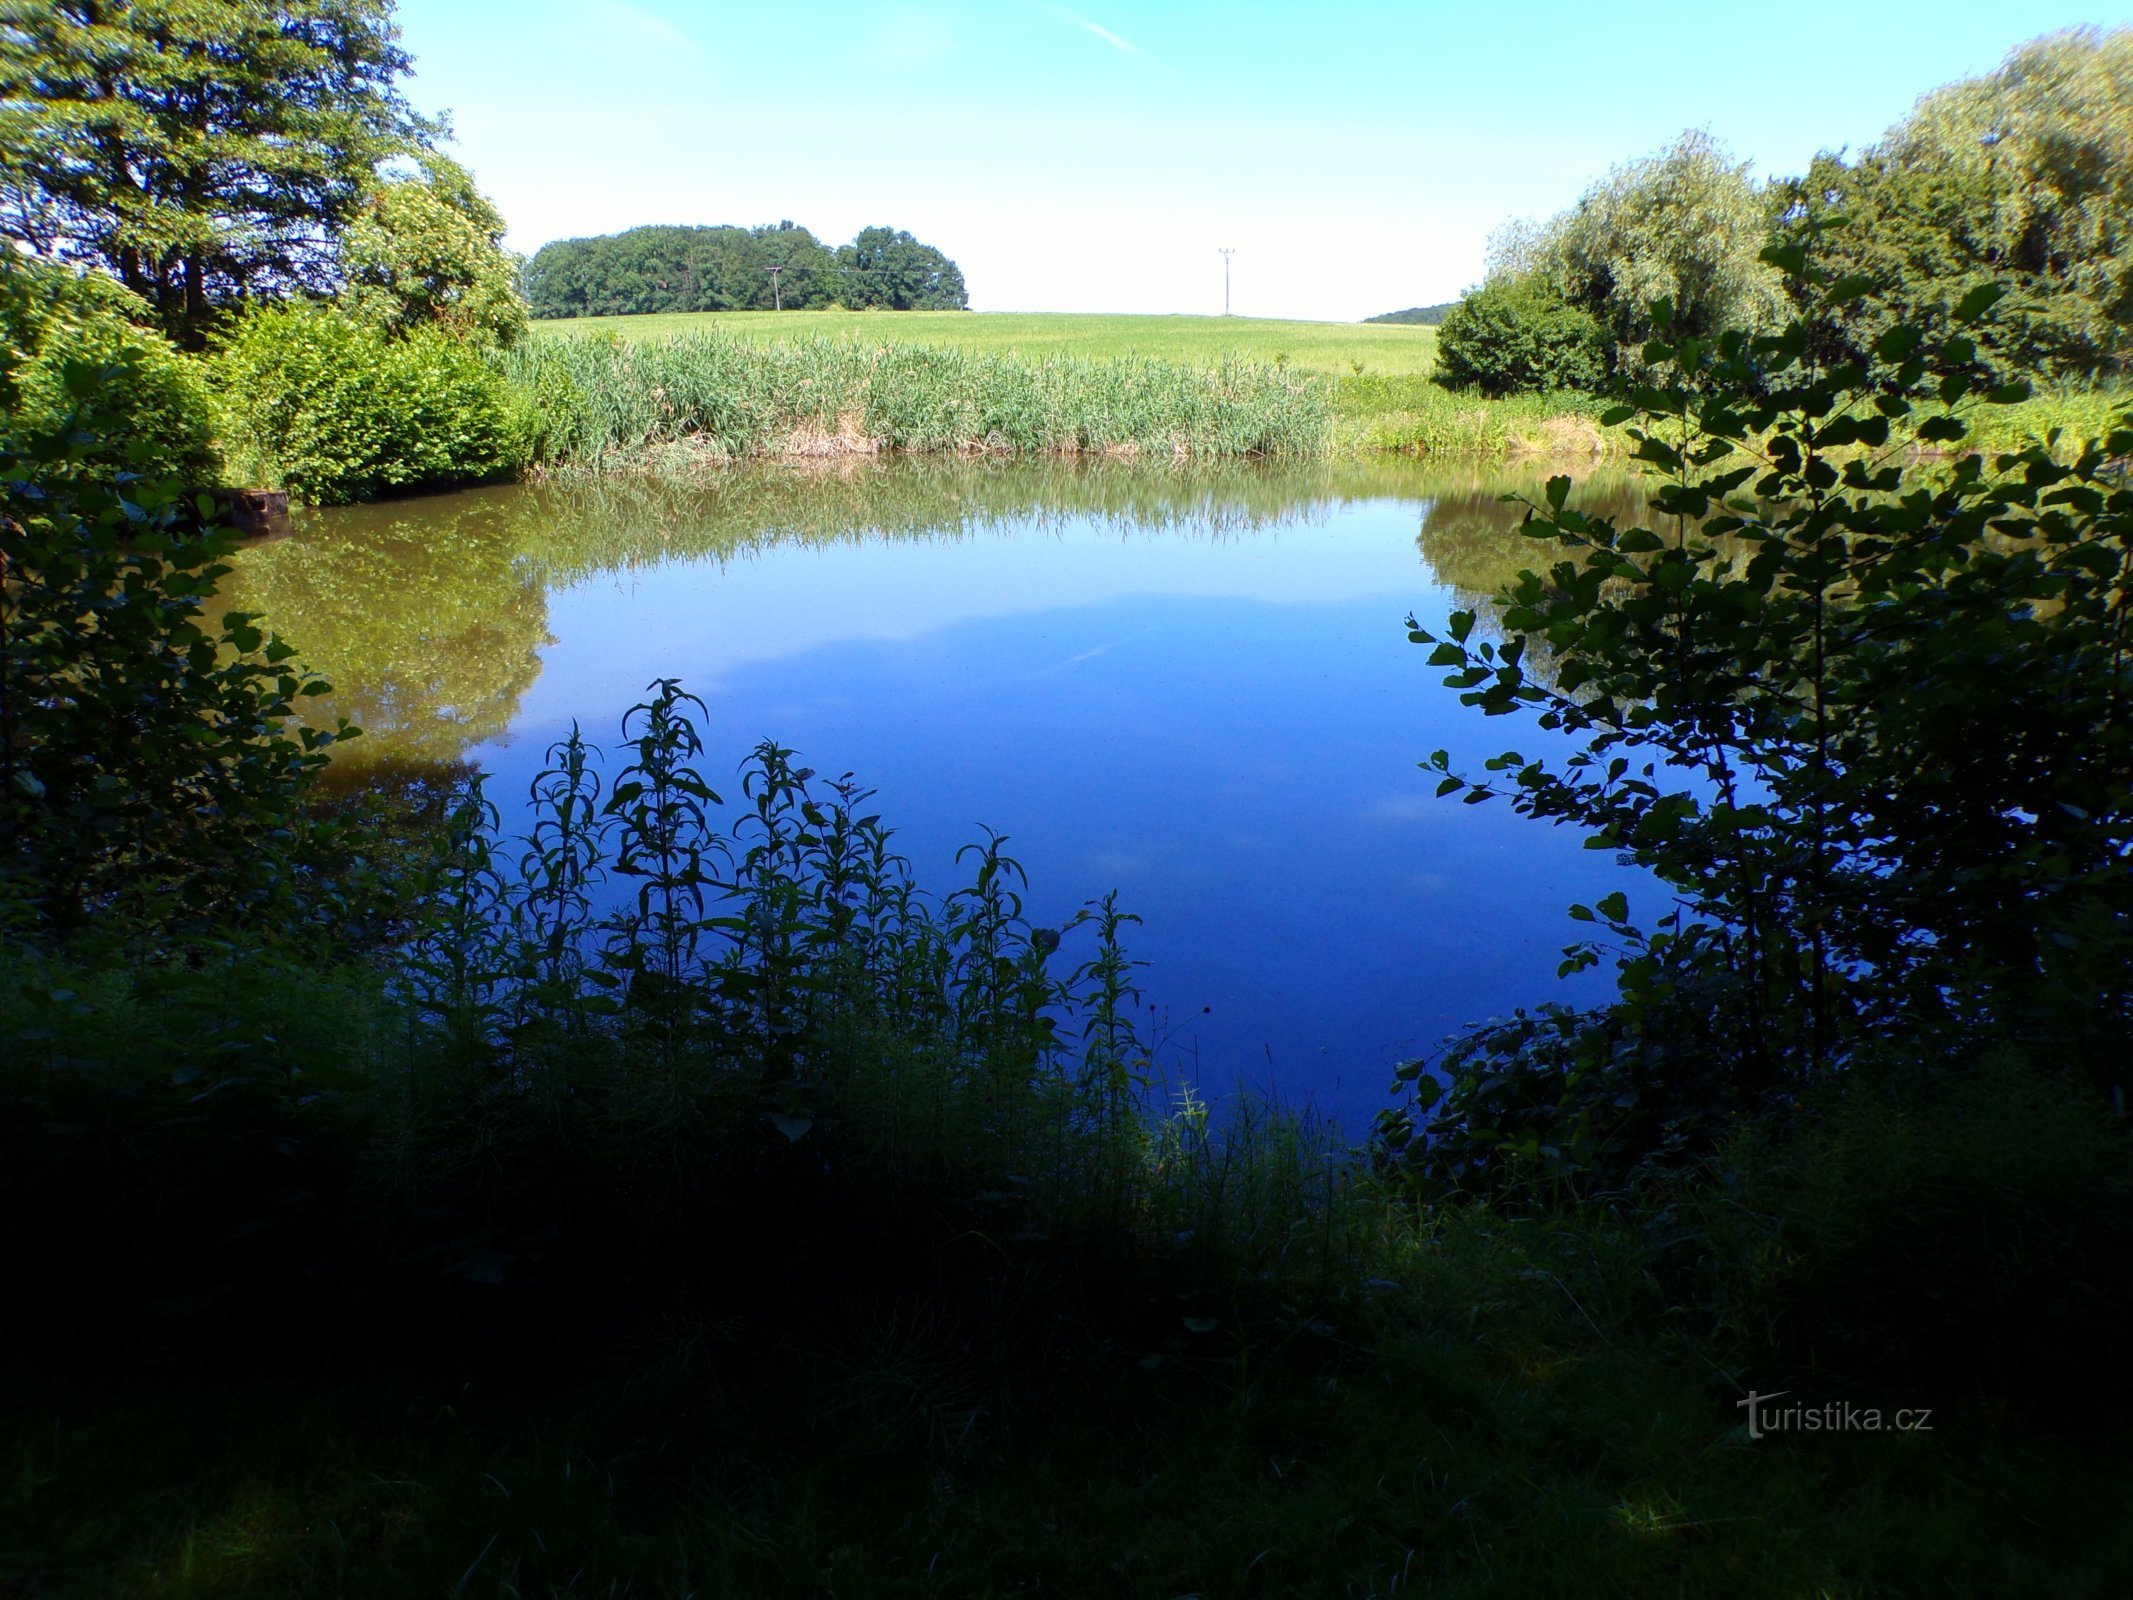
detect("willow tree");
top-left (1539, 130), bottom-right (1784, 372)
top-left (1780, 27), bottom-right (2133, 382)
top-left (0, 0), bottom-right (428, 347)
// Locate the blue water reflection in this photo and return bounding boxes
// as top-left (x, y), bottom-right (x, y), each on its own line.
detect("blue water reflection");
top-left (419, 471), bottom-right (1637, 1130)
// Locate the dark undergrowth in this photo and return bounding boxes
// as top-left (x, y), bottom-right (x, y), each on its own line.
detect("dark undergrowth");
top-left (5, 893), bottom-right (2131, 1595)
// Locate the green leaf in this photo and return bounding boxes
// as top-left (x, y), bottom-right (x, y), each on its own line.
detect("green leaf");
top-left (1875, 324), bottom-right (1923, 362)
top-left (1952, 282), bottom-right (2005, 324)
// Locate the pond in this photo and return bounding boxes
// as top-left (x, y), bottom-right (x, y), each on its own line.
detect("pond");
top-left (226, 456), bottom-right (1655, 1131)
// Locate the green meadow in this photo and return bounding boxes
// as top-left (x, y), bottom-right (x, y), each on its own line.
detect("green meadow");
top-left (535, 308), bottom-right (1442, 379)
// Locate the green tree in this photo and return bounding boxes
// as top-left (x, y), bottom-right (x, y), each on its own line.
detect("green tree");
top-left (340, 152), bottom-right (528, 350)
top-left (1778, 28), bottom-right (2133, 382)
top-left (835, 226), bottom-right (968, 311)
top-left (751, 220), bottom-right (841, 309)
top-left (0, 0), bottom-right (428, 347)
top-left (520, 222), bottom-right (967, 318)
top-left (1530, 130), bottom-right (1783, 372)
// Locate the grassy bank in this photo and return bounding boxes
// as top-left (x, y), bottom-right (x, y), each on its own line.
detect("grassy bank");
top-left (504, 330), bottom-right (1328, 465)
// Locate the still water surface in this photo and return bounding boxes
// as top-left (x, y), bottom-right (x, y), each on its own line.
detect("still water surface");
top-left (228, 457), bottom-right (1654, 1130)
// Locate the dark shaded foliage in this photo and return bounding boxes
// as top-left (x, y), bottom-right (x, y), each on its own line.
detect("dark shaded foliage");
top-left (1382, 236), bottom-right (2133, 1197)
top-left (0, 368), bottom-right (349, 934)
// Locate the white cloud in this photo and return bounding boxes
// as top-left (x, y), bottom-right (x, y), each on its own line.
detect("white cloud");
top-left (1030, 2), bottom-right (1139, 57)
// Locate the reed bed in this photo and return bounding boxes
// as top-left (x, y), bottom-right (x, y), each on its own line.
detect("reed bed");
top-left (502, 329), bottom-right (1329, 466)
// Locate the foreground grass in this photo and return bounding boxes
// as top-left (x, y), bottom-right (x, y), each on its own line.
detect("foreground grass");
top-left (9, 1204), bottom-right (2129, 1599)
top-left (6, 921), bottom-right (2129, 1597)
top-left (534, 309), bottom-right (1442, 380)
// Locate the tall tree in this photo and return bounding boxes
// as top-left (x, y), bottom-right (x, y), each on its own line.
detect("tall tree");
top-left (835, 226), bottom-right (967, 311)
top-left (1534, 130), bottom-right (1783, 371)
top-left (520, 222), bottom-right (967, 318)
top-left (0, 0), bottom-right (429, 347)
top-left (1778, 27), bottom-right (2133, 382)
top-left (750, 220), bottom-right (839, 310)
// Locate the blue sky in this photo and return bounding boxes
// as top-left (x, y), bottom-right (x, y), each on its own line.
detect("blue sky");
top-left (395, 1), bottom-right (2131, 321)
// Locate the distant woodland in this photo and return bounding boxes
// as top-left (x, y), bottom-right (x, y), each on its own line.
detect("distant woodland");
top-left (519, 222), bottom-right (969, 318)
top-left (1364, 303), bottom-right (1456, 325)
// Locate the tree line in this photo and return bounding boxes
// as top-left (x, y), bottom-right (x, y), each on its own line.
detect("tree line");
top-left (1436, 28), bottom-right (2133, 395)
top-left (519, 223), bottom-right (970, 319)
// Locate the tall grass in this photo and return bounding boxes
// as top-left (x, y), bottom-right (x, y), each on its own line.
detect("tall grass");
top-left (501, 329), bottom-right (1328, 467)
top-left (1963, 385), bottom-right (2133, 456)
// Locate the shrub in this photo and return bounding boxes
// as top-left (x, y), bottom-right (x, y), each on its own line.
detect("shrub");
top-left (213, 304), bottom-right (517, 503)
top-left (339, 154), bottom-right (530, 353)
top-left (0, 258), bottom-right (218, 487)
top-left (0, 375), bottom-right (346, 933)
top-left (1434, 275), bottom-right (1608, 396)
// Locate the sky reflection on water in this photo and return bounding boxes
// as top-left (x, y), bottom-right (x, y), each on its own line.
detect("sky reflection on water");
top-left (233, 459), bottom-right (1647, 1130)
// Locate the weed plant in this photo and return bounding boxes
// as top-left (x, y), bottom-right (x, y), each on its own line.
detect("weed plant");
top-left (2, 679), bottom-right (1369, 1347)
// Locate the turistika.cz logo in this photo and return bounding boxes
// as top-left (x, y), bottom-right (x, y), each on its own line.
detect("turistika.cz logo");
top-left (1736, 1391), bottom-right (1933, 1440)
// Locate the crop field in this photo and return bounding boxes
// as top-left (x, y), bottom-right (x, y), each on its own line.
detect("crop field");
top-left (532, 309), bottom-right (1441, 380)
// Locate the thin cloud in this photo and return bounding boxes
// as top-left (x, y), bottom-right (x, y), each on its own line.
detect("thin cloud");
top-left (1030, 2), bottom-right (1140, 57)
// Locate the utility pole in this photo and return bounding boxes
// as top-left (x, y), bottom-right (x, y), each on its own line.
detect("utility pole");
top-left (766, 263), bottom-right (786, 311)
top-left (1218, 247), bottom-right (1236, 316)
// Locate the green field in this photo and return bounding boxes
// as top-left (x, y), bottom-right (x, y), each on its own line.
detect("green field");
top-left (533, 309), bottom-right (1442, 380)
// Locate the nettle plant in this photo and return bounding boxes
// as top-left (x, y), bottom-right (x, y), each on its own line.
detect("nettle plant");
top-left (1379, 228), bottom-right (2133, 1197)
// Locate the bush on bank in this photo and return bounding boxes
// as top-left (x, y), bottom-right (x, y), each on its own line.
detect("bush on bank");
top-left (212, 303), bottom-right (520, 502)
top-left (0, 258), bottom-right (219, 488)
top-left (1433, 274), bottom-right (1609, 398)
